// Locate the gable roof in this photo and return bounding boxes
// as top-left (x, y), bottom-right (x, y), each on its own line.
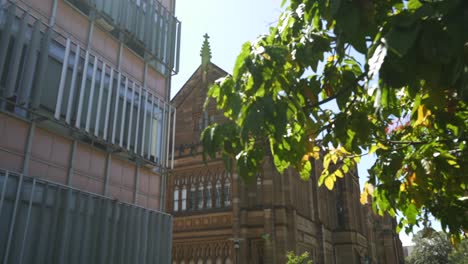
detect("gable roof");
top-left (171, 62), bottom-right (229, 109)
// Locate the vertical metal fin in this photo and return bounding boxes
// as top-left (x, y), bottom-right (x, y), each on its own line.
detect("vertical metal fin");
top-left (18, 20), bottom-right (41, 106)
top-left (85, 56), bottom-right (98, 132)
top-left (147, 95), bottom-right (154, 160)
top-left (65, 44), bottom-right (81, 124)
top-left (0, 6), bottom-right (16, 87)
top-left (31, 27), bottom-right (51, 109)
top-left (5, 14), bottom-right (27, 98)
top-left (111, 72), bottom-right (121, 144)
top-left (0, 171), bottom-right (10, 213)
top-left (54, 38), bottom-right (71, 119)
top-left (171, 107), bottom-right (176, 169)
top-left (75, 50), bottom-right (90, 128)
top-left (18, 179), bottom-right (36, 264)
top-left (3, 173), bottom-right (24, 264)
top-left (175, 21), bottom-right (181, 73)
top-left (103, 67), bottom-right (114, 140)
top-left (95, 62), bottom-right (106, 137)
top-left (119, 77), bottom-right (128, 147)
top-left (134, 85), bottom-right (142, 154)
top-left (126, 82), bottom-right (135, 150)
top-left (140, 89), bottom-right (148, 156)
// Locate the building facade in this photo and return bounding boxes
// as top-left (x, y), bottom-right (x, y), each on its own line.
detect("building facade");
top-left (0, 0), bottom-right (180, 262)
top-left (167, 37), bottom-right (404, 264)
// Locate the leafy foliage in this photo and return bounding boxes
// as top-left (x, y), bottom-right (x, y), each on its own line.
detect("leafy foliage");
top-left (286, 251), bottom-right (313, 264)
top-left (449, 239), bottom-right (468, 264)
top-left (406, 229), bottom-right (468, 264)
top-left (406, 229), bottom-right (452, 264)
top-left (201, 0), bottom-right (468, 238)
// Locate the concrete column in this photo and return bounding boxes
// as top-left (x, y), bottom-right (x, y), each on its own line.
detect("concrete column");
top-left (103, 151), bottom-right (112, 196)
top-left (49, 0), bottom-right (58, 27)
top-left (21, 122), bottom-right (35, 175)
top-left (66, 140), bottom-right (77, 187)
top-left (134, 162), bottom-right (140, 205)
top-left (86, 10), bottom-right (96, 50)
top-left (159, 170), bottom-right (167, 211)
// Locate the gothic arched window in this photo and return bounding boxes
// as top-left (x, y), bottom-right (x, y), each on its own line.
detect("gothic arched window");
top-left (173, 186), bottom-right (179, 212)
top-left (206, 181), bottom-right (212, 209)
top-left (189, 183), bottom-right (196, 210)
top-left (197, 180), bottom-right (204, 210)
top-left (181, 185), bottom-right (187, 211)
top-left (215, 179), bottom-right (222, 208)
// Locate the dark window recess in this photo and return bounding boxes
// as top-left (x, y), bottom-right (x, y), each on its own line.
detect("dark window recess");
top-left (67, 0), bottom-right (91, 16)
top-left (126, 38), bottom-right (145, 58)
top-left (110, 28), bottom-right (120, 40)
top-left (1, 37), bottom-right (15, 86)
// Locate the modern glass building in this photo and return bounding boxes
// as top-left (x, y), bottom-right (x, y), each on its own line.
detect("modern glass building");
top-left (0, 0), bottom-right (180, 262)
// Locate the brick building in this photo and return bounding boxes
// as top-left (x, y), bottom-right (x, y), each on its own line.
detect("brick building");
top-left (168, 36), bottom-right (404, 264)
top-left (0, 0), bottom-right (180, 262)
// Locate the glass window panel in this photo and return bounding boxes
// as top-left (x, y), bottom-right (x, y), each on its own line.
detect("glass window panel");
top-left (224, 178), bottom-right (231, 206)
top-left (173, 188), bottom-right (179, 212)
top-left (206, 184), bottom-right (212, 209)
top-left (215, 181), bottom-right (221, 208)
top-left (189, 187), bottom-right (195, 210)
top-left (40, 57), bottom-right (61, 112)
top-left (197, 186), bottom-right (203, 210)
top-left (181, 187), bottom-right (187, 211)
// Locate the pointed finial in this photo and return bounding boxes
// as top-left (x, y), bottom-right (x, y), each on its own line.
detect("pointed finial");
top-left (200, 33), bottom-right (212, 68)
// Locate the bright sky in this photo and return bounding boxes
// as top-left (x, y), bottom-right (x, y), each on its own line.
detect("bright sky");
top-left (172, 0), bottom-right (418, 247)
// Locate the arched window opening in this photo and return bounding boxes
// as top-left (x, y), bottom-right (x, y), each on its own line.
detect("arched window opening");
top-left (215, 180), bottom-right (222, 208)
top-left (181, 185), bottom-right (187, 211)
top-left (189, 184), bottom-right (196, 210)
top-left (197, 181), bottom-right (204, 209)
top-left (206, 181), bottom-right (212, 209)
top-left (173, 186), bottom-right (179, 212)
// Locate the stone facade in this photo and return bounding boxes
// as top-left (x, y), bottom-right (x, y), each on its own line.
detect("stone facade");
top-left (168, 41), bottom-right (404, 264)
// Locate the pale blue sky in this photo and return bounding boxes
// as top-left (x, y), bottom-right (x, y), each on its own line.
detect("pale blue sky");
top-left (172, 0), bottom-right (418, 246)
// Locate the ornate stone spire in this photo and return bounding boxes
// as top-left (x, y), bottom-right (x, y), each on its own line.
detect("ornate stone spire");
top-left (200, 33), bottom-right (212, 69)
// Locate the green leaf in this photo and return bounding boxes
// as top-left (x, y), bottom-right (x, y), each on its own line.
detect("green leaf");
top-left (202, 0), bottom-right (468, 239)
top-left (408, 0), bottom-right (422, 11)
top-left (405, 203), bottom-right (418, 224)
top-left (233, 42), bottom-right (252, 79)
top-left (335, 169), bottom-right (344, 178)
top-left (342, 164), bottom-right (349, 173)
top-left (324, 175), bottom-right (335, 190)
top-left (385, 22), bottom-right (420, 57)
top-left (323, 153), bottom-right (331, 170)
top-left (300, 160), bottom-right (312, 180)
